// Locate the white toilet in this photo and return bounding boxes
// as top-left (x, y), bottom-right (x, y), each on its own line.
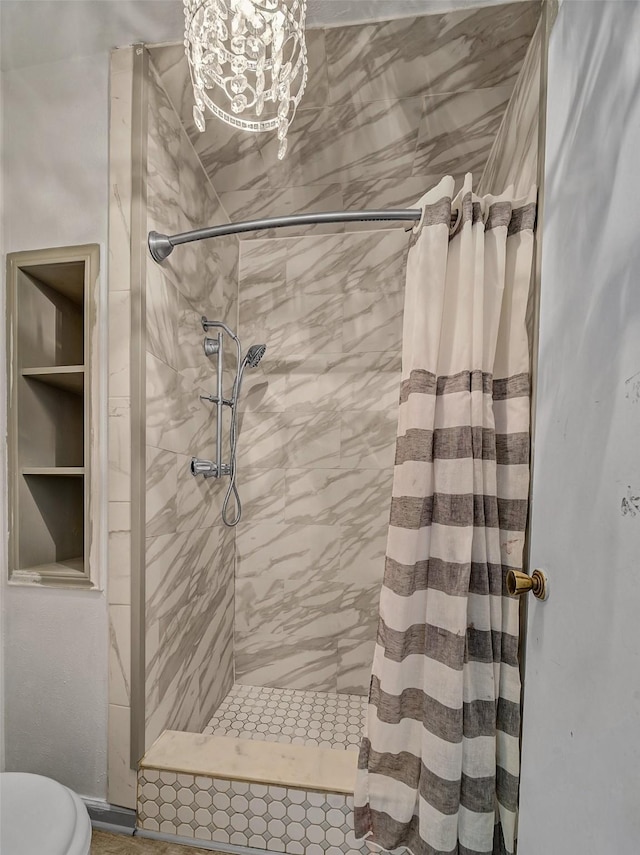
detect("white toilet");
top-left (0, 773), bottom-right (92, 855)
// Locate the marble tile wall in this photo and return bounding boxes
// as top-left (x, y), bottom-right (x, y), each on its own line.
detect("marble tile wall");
top-left (110, 7), bottom-right (541, 806)
top-left (148, 1), bottom-right (540, 236)
top-left (234, 229), bottom-right (407, 694)
top-left (107, 45), bottom-right (137, 809)
top-left (144, 60), bottom-right (238, 748)
top-left (479, 14), bottom-right (542, 196)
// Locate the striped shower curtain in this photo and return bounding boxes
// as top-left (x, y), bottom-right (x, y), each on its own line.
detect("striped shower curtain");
top-left (355, 175), bottom-right (536, 855)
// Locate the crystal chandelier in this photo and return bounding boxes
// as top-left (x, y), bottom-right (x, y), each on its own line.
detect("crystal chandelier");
top-left (183, 0), bottom-right (309, 160)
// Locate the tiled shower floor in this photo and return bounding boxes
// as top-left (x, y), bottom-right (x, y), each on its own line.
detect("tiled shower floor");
top-left (202, 684), bottom-right (367, 752)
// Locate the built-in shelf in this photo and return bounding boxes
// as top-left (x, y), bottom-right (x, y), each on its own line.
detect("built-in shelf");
top-left (22, 366), bottom-right (84, 395)
top-left (10, 557), bottom-right (88, 588)
top-left (22, 467), bottom-right (85, 476)
top-left (7, 244), bottom-right (99, 588)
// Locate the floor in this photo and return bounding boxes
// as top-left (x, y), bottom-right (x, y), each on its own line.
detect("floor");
top-left (202, 684), bottom-right (366, 751)
top-left (91, 830), bottom-right (218, 853)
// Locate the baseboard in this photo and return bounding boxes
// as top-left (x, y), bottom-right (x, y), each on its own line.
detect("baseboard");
top-left (83, 798), bottom-right (136, 836)
top-left (137, 828), bottom-right (272, 855)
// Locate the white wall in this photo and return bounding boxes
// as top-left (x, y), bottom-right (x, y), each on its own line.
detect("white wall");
top-left (519, 1), bottom-right (640, 850)
top-left (0, 0), bottom-right (194, 801)
top-left (1, 53), bottom-right (110, 799)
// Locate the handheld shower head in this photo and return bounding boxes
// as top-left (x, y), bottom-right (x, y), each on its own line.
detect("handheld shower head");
top-left (244, 344), bottom-right (267, 368)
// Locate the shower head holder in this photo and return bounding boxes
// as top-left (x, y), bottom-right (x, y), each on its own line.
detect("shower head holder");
top-left (203, 336), bottom-right (220, 357)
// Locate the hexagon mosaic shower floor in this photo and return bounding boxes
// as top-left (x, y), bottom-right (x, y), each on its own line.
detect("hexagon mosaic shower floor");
top-left (202, 685), bottom-right (367, 751)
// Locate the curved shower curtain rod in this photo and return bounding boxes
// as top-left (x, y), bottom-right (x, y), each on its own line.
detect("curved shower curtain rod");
top-left (148, 208), bottom-right (423, 262)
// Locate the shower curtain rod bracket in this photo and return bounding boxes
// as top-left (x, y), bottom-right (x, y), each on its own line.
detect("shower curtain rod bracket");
top-left (149, 231), bottom-right (174, 263)
top-left (148, 209), bottom-right (422, 263)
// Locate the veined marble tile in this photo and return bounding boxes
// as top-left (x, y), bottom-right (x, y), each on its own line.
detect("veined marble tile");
top-left (282, 230), bottom-right (408, 297)
top-left (146, 44), bottom-right (192, 124)
top-left (340, 411), bottom-right (397, 470)
top-left (146, 445), bottom-right (178, 537)
top-left (337, 637), bottom-right (376, 696)
top-left (148, 210), bottom-right (237, 320)
top-left (146, 526), bottom-right (233, 661)
top-left (240, 283), bottom-right (343, 358)
top-left (108, 291), bottom-right (130, 397)
top-left (284, 291), bottom-right (344, 355)
top-left (237, 412), bottom-right (287, 469)
top-left (109, 604), bottom-right (131, 707)
top-left (284, 468), bottom-right (394, 527)
top-left (108, 397), bottom-right (131, 502)
top-left (150, 29), bottom-right (329, 186)
top-left (139, 731), bottom-right (357, 794)
top-left (235, 522), bottom-right (340, 580)
top-left (197, 590), bottom-right (235, 724)
top-left (175, 452), bottom-right (229, 532)
top-left (235, 576), bottom-right (284, 635)
top-left (146, 263), bottom-right (178, 369)
top-left (278, 577), bottom-right (361, 641)
top-left (258, 97), bottom-right (424, 188)
top-left (236, 574), bottom-right (356, 642)
top-left (240, 363), bottom-right (286, 413)
top-left (342, 174), bottom-right (453, 212)
top-left (237, 468), bottom-right (286, 523)
top-left (108, 501), bottom-right (131, 606)
top-left (195, 126), bottom-right (267, 194)
top-left (342, 230), bottom-right (408, 293)
top-left (283, 413), bottom-right (342, 469)
top-left (108, 703), bottom-right (136, 809)
top-left (146, 62), bottom-right (237, 312)
top-left (339, 519), bottom-right (389, 587)
top-left (239, 239), bottom-right (288, 286)
top-left (338, 583), bottom-right (382, 642)
top-left (220, 183), bottom-right (344, 240)
top-left (146, 351), bottom-right (216, 458)
top-left (146, 526), bottom-right (235, 739)
top-left (283, 234), bottom-right (352, 295)
top-left (479, 17), bottom-right (541, 197)
top-left (280, 352), bottom-right (402, 413)
top-left (142, 53), bottom-right (239, 755)
top-left (342, 287), bottom-right (404, 353)
top-left (301, 29), bottom-right (330, 111)
top-left (109, 52), bottom-right (133, 295)
top-left (147, 62), bottom-right (225, 232)
top-left (149, 45), bottom-right (265, 195)
top-left (235, 632), bottom-right (338, 693)
top-left (324, 2), bottom-right (538, 105)
top-left (146, 670), bottom-right (202, 750)
top-left (145, 351), bottom-right (176, 451)
top-left (412, 85), bottom-right (514, 177)
top-left (146, 532), bottom-right (197, 642)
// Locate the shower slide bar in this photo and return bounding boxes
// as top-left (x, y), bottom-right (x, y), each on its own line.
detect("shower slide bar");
top-left (148, 208), bottom-right (422, 262)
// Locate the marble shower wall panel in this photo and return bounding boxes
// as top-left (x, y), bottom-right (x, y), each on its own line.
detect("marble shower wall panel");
top-left (234, 230), bottom-right (408, 694)
top-left (148, 2), bottom-right (540, 235)
top-left (479, 16), bottom-right (542, 197)
top-left (144, 60), bottom-right (238, 747)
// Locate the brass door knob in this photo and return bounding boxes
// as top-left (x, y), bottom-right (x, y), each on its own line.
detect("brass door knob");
top-left (506, 568), bottom-right (548, 600)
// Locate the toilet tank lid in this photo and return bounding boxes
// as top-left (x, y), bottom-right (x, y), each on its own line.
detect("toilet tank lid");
top-left (0, 772), bottom-right (91, 855)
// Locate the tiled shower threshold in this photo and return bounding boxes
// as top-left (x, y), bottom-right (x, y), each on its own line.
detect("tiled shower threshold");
top-left (138, 685), bottom-right (370, 853)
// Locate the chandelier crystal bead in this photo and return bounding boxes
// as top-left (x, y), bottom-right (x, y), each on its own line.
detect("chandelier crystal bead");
top-left (183, 0), bottom-right (308, 160)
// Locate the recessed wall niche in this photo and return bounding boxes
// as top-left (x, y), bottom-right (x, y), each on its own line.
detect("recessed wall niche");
top-left (6, 244), bottom-right (100, 587)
